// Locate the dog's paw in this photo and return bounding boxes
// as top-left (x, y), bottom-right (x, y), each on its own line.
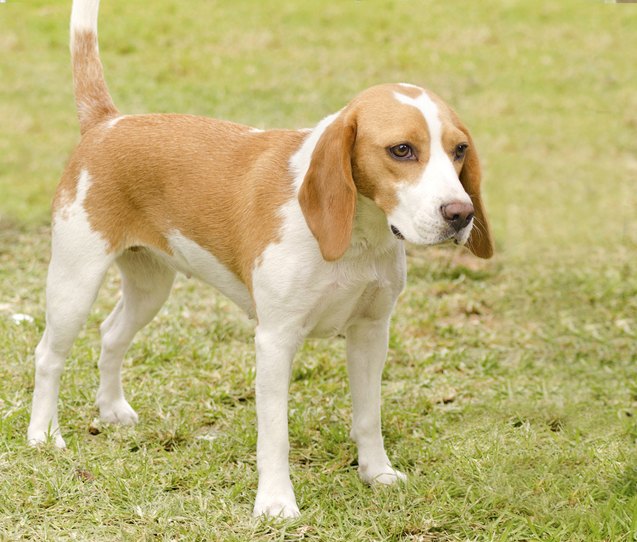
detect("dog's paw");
top-left (27, 428), bottom-right (66, 449)
top-left (98, 399), bottom-right (139, 425)
top-left (359, 463), bottom-right (407, 486)
top-left (253, 499), bottom-right (300, 519)
top-left (253, 488), bottom-right (300, 519)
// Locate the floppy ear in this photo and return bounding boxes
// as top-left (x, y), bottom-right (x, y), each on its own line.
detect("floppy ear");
top-left (298, 113), bottom-right (357, 261)
top-left (456, 121), bottom-right (494, 259)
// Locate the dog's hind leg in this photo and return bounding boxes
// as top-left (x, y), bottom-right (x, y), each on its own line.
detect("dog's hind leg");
top-left (96, 248), bottom-right (175, 425)
top-left (28, 206), bottom-right (114, 448)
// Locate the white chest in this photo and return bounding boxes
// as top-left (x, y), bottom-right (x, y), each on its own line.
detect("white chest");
top-left (303, 280), bottom-right (372, 338)
top-left (254, 242), bottom-right (402, 340)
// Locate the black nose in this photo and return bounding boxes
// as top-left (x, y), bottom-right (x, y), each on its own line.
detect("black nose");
top-left (441, 202), bottom-right (474, 232)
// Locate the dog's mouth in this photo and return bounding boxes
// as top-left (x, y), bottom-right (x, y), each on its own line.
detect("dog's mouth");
top-left (390, 225), bottom-right (405, 240)
top-left (447, 230), bottom-right (465, 246)
top-left (390, 225), bottom-right (470, 246)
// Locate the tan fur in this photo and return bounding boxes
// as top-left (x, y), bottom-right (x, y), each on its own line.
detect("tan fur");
top-left (55, 114), bottom-right (305, 290)
top-left (299, 113), bottom-right (358, 261)
top-left (72, 31), bottom-right (118, 135)
top-left (459, 142), bottom-right (493, 259)
top-left (350, 85), bottom-right (431, 214)
top-left (447, 109), bottom-right (494, 259)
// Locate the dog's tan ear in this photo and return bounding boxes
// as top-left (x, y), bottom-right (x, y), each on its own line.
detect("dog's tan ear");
top-left (455, 119), bottom-right (494, 259)
top-left (299, 113), bottom-right (357, 261)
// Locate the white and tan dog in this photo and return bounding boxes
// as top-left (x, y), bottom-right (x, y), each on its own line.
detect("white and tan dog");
top-left (28, 0), bottom-right (493, 517)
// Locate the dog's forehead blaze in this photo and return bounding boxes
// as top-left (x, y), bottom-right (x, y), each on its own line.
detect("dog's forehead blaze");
top-left (418, 90), bottom-right (468, 148)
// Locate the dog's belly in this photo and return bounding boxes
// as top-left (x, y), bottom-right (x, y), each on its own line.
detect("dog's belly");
top-left (161, 231), bottom-right (255, 317)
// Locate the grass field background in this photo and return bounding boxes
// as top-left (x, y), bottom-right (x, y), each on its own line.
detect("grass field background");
top-left (1, 0), bottom-right (637, 540)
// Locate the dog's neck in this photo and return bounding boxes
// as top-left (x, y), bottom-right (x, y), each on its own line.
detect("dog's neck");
top-left (347, 194), bottom-right (399, 257)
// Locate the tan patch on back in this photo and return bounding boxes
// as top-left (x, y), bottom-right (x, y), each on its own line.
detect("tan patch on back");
top-left (59, 114), bottom-right (305, 290)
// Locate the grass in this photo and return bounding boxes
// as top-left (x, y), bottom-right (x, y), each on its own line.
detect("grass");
top-left (1, 0), bottom-right (637, 539)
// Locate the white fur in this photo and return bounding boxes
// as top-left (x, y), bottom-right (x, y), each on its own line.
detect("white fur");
top-left (70, 0), bottom-right (100, 50)
top-left (96, 248), bottom-right (175, 425)
top-left (105, 115), bottom-right (124, 129)
top-left (389, 91), bottom-right (473, 245)
top-left (165, 231), bottom-right (254, 317)
top-left (249, 122), bottom-right (407, 517)
top-left (290, 111), bottom-right (341, 190)
top-left (398, 82), bottom-right (421, 90)
top-left (28, 170), bottom-right (113, 447)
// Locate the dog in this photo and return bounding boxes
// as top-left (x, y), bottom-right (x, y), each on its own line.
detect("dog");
top-left (27, 0), bottom-right (494, 518)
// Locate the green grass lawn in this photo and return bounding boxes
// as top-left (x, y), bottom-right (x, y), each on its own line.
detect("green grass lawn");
top-left (1, 0), bottom-right (637, 540)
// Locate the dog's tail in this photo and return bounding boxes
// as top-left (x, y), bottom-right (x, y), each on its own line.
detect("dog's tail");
top-left (70, 0), bottom-right (119, 135)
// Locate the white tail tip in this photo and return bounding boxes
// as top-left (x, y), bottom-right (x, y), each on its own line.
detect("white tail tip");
top-left (71, 0), bottom-right (100, 35)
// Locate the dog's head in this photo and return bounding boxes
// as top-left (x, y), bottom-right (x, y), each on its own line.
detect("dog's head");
top-left (298, 83), bottom-right (493, 261)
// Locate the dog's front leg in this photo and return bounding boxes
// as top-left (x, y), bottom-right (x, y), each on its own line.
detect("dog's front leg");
top-left (252, 326), bottom-right (301, 518)
top-left (346, 319), bottom-right (406, 485)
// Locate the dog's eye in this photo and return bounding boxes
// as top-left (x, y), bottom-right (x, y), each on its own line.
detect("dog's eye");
top-left (453, 143), bottom-right (469, 161)
top-left (388, 143), bottom-right (416, 161)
